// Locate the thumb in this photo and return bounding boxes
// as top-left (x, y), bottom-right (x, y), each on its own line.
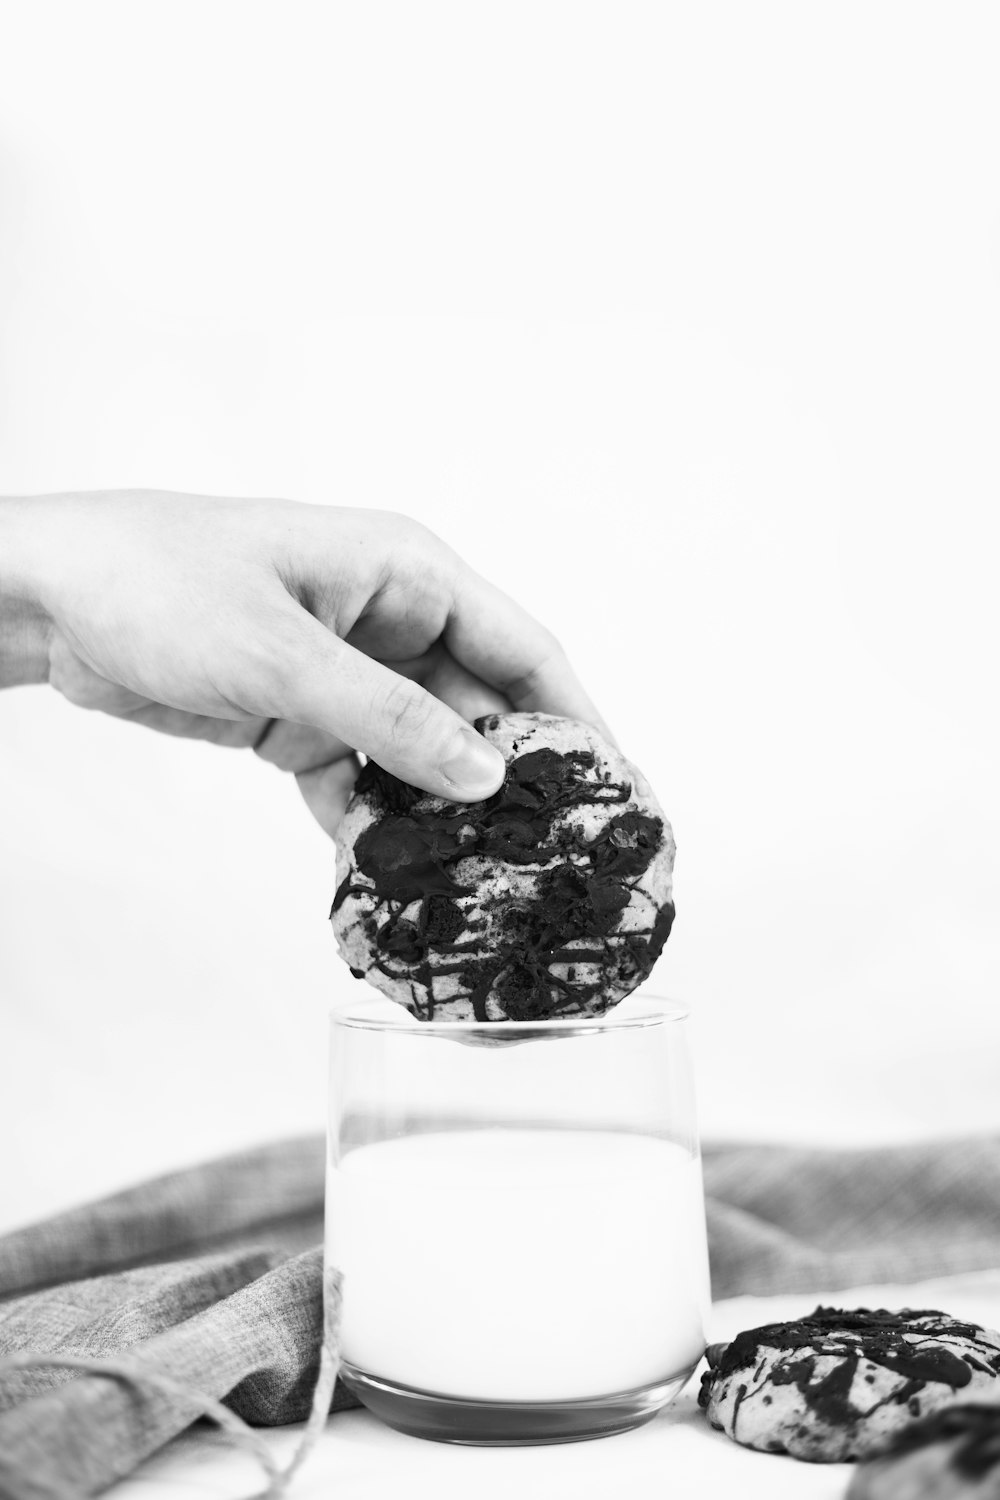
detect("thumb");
top-left (244, 604), bottom-right (507, 802)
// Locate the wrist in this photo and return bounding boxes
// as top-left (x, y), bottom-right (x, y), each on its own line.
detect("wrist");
top-left (0, 497), bottom-right (53, 686)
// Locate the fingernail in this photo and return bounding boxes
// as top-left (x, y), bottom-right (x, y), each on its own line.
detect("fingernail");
top-left (439, 727), bottom-right (506, 799)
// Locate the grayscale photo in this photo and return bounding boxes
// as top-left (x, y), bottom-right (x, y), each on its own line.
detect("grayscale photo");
top-left (1, 4), bottom-right (998, 1498)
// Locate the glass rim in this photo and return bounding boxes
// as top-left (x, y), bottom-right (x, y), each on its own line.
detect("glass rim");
top-left (330, 993), bottom-right (688, 1038)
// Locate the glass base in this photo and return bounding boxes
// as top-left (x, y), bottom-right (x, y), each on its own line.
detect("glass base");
top-left (340, 1362), bottom-right (698, 1445)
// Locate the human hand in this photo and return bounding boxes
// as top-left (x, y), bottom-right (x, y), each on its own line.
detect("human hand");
top-left (0, 492), bottom-right (609, 834)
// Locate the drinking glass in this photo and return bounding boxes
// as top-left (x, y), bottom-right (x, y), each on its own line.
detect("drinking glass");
top-left (326, 992), bottom-right (709, 1445)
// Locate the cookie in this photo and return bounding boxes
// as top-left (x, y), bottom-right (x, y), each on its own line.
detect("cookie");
top-left (699, 1307), bottom-right (1000, 1463)
top-left (848, 1402), bottom-right (1000, 1499)
top-left (331, 712), bottom-right (675, 1022)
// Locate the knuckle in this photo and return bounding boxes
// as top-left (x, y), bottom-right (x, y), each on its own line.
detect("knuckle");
top-left (382, 512), bottom-right (449, 569)
top-left (379, 510), bottom-right (436, 545)
top-left (366, 513), bottom-right (458, 612)
top-left (378, 677), bottom-right (438, 749)
top-left (537, 626), bottom-right (565, 663)
top-left (504, 632), bottom-right (566, 701)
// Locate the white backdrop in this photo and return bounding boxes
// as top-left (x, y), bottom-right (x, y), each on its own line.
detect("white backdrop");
top-left (2, 2), bottom-right (999, 1233)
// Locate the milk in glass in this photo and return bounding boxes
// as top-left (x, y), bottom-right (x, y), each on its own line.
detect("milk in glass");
top-left (327, 1127), bottom-right (709, 1402)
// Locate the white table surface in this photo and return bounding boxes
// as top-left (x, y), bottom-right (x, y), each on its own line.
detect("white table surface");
top-left (105, 1270), bottom-right (1000, 1500)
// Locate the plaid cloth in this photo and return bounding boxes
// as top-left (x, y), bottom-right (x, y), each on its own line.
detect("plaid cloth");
top-left (1, 1132), bottom-right (998, 1497)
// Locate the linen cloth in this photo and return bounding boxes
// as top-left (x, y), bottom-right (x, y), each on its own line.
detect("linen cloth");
top-left (0, 1133), bottom-right (998, 1498)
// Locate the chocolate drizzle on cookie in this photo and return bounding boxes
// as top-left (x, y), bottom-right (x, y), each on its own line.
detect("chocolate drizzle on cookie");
top-left (332, 723), bottom-right (674, 1021)
top-left (699, 1307), bottom-right (1000, 1438)
top-left (873, 1401), bottom-right (1000, 1479)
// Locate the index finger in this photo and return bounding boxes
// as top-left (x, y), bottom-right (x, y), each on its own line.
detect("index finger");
top-left (445, 565), bottom-right (616, 744)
